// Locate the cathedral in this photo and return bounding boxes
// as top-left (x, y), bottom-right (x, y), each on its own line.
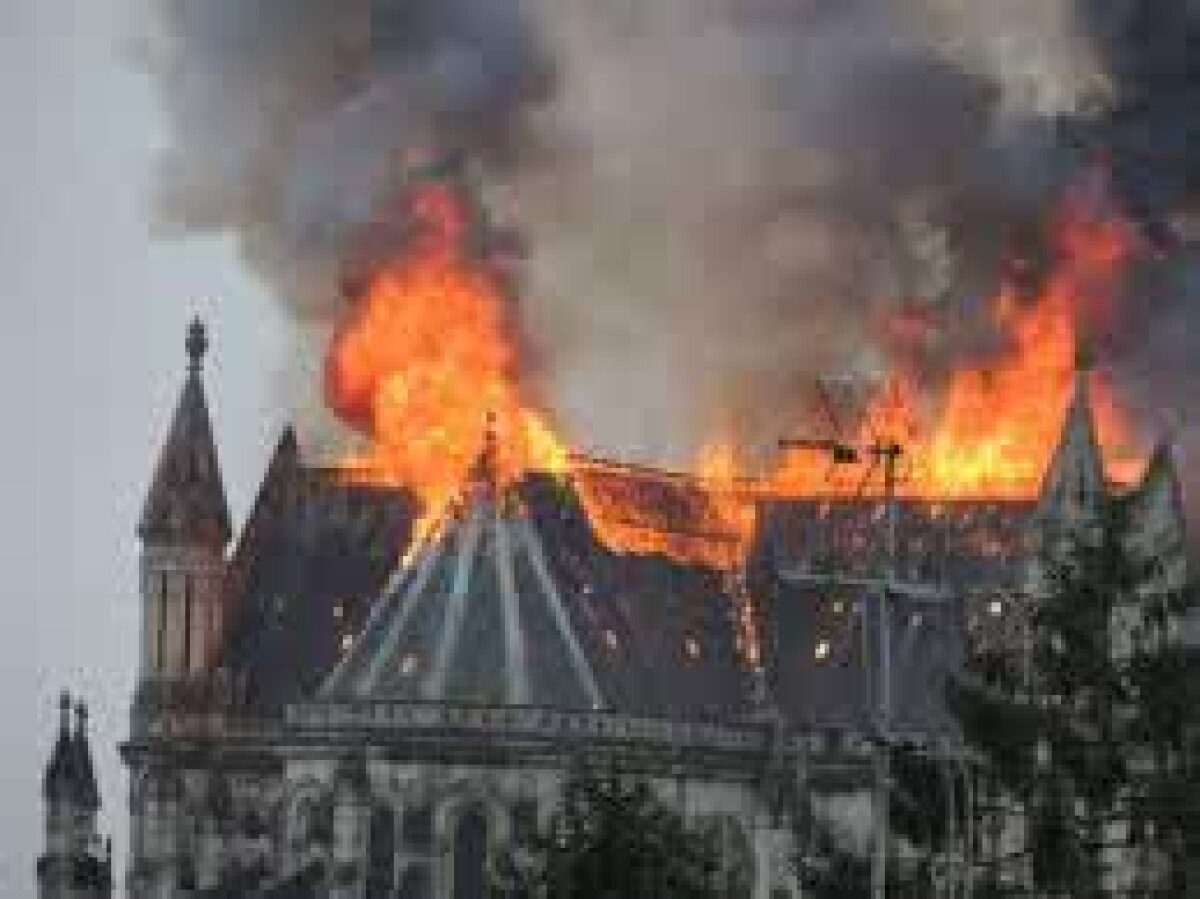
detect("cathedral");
top-left (37, 318), bottom-right (1190, 898)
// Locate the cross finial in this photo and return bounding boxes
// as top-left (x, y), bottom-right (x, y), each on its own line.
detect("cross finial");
top-left (186, 316), bottom-right (209, 374)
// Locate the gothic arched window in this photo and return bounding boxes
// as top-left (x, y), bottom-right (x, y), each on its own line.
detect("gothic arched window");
top-left (452, 805), bottom-right (489, 899)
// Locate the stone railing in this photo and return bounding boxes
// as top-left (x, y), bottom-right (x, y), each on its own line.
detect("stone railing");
top-left (282, 700), bottom-right (939, 766)
top-left (286, 701), bottom-right (765, 753)
top-left (128, 684), bottom-right (958, 766)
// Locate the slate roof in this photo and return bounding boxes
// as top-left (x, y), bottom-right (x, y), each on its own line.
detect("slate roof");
top-left (319, 461), bottom-right (753, 718)
top-left (1036, 366), bottom-right (1107, 529)
top-left (218, 433), bottom-right (749, 718)
top-left (220, 429), bottom-right (1161, 737)
top-left (520, 473), bottom-right (749, 718)
top-left (224, 356), bottom-right (1178, 734)
top-left (322, 481), bottom-right (605, 709)
top-left (751, 570), bottom-right (965, 736)
top-left (219, 433), bottom-right (418, 714)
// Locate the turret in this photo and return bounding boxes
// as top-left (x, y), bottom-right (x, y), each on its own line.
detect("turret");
top-left (42, 692), bottom-right (79, 859)
top-left (138, 318), bottom-right (231, 681)
top-left (38, 692), bottom-right (112, 899)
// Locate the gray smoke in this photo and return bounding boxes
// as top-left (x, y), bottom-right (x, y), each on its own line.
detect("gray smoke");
top-left (140, 1), bottom-right (1200, 487)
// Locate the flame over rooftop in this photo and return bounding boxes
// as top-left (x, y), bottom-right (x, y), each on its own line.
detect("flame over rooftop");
top-left (323, 166), bottom-right (1149, 573)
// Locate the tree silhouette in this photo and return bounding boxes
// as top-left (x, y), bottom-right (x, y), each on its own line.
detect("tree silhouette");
top-left (494, 763), bottom-right (720, 899)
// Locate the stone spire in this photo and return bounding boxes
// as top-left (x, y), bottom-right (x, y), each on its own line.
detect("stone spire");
top-left (42, 692), bottom-right (76, 804)
top-left (1031, 330), bottom-right (1108, 580)
top-left (139, 317), bottom-right (232, 546)
top-left (71, 701), bottom-right (100, 812)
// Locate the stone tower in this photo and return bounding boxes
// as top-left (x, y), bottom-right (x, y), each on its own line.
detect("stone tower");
top-left (137, 318), bottom-right (232, 684)
top-left (37, 692), bottom-right (112, 899)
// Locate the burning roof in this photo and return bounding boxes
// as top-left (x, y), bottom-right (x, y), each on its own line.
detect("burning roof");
top-left (321, 476), bottom-right (606, 709)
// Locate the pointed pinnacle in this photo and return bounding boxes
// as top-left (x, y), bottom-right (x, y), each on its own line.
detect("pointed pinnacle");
top-left (186, 316), bottom-right (209, 373)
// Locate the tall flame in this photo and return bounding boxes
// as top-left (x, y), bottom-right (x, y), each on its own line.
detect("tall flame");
top-left (325, 180), bottom-right (566, 544)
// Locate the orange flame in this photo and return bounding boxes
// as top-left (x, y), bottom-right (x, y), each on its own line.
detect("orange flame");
top-left (572, 443), bottom-right (758, 572)
top-left (325, 181), bottom-right (566, 544)
top-left (773, 185), bottom-right (1146, 499)
top-left (326, 173), bottom-right (1147, 580)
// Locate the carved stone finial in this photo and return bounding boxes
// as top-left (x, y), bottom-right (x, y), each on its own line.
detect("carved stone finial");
top-left (186, 317), bottom-right (209, 373)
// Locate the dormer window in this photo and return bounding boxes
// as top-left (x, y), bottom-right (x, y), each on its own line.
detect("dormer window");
top-left (683, 635), bottom-right (701, 661)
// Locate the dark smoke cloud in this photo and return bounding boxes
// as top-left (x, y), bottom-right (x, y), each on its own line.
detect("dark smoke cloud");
top-left (141, 0), bottom-right (1200, 500)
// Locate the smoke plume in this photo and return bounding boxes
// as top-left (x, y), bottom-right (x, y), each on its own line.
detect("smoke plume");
top-left (140, 1), bottom-right (1200, 491)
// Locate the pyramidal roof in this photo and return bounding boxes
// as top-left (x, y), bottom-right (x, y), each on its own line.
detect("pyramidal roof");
top-left (139, 318), bottom-right (232, 545)
top-left (1038, 361), bottom-right (1106, 523)
top-left (42, 693), bottom-right (76, 803)
top-left (1121, 443), bottom-right (1188, 563)
top-left (322, 449), bottom-right (604, 709)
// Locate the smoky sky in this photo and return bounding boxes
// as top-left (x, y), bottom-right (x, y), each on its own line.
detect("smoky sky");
top-left (140, 0), bottom-right (1200, 489)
